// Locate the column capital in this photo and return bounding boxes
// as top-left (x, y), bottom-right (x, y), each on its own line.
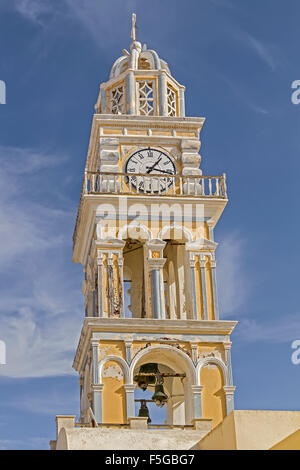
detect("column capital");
top-left (123, 384), bottom-right (136, 392)
top-left (223, 341), bottom-right (232, 350)
top-left (223, 386), bottom-right (236, 394)
top-left (91, 340), bottom-right (99, 349)
top-left (146, 239), bottom-right (166, 251)
top-left (189, 254), bottom-right (196, 268)
top-left (191, 385), bottom-right (204, 394)
top-left (148, 258), bottom-right (166, 271)
top-left (146, 239), bottom-right (166, 262)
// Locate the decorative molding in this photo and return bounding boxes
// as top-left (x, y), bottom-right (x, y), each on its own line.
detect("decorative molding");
top-left (186, 238), bottom-right (218, 252)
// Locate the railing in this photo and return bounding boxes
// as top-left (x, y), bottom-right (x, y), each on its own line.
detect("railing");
top-left (83, 171), bottom-right (227, 198)
top-left (74, 422), bottom-right (194, 430)
top-left (73, 171), bottom-right (227, 246)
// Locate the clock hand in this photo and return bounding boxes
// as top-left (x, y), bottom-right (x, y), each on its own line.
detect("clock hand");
top-left (146, 156), bottom-right (162, 174)
top-left (150, 168), bottom-right (174, 175)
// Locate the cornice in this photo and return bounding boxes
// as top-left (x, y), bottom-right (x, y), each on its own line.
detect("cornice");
top-left (94, 114), bottom-right (205, 128)
top-left (73, 318), bottom-right (237, 372)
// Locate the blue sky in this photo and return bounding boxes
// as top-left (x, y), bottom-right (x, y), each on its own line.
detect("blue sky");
top-left (0, 0), bottom-right (299, 449)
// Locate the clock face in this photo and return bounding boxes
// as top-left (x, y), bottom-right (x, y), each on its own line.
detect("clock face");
top-left (124, 148), bottom-right (176, 193)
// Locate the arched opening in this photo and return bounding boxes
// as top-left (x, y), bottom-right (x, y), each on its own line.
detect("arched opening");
top-left (161, 228), bottom-right (192, 320)
top-left (134, 387), bottom-right (167, 425)
top-left (123, 238), bottom-right (146, 318)
top-left (131, 346), bottom-right (195, 425)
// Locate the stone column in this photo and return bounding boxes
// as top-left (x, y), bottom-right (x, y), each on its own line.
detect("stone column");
top-left (179, 87), bottom-right (185, 117)
top-left (143, 244), bottom-right (151, 318)
top-left (100, 86), bottom-right (106, 113)
top-left (92, 384), bottom-right (104, 424)
top-left (107, 253), bottom-right (114, 317)
top-left (188, 253), bottom-right (198, 320)
top-left (126, 71), bottom-right (135, 115)
top-left (124, 384), bottom-right (136, 421)
top-left (207, 220), bottom-right (214, 241)
top-left (91, 340), bottom-right (102, 424)
top-left (95, 240), bottom-right (126, 318)
top-left (118, 254), bottom-right (125, 318)
top-left (199, 256), bottom-right (208, 320)
top-left (96, 252), bottom-right (104, 317)
top-left (79, 375), bottom-right (84, 422)
top-left (191, 385), bottom-right (203, 419)
top-left (149, 264), bottom-right (166, 319)
top-left (91, 341), bottom-right (99, 384)
top-left (210, 258), bottom-right (220, 321)
top-left (223, 386), bottom-right (236, 416)
top-left (158, 72), bottom-right (167, 116)
top-left (146, 240), bottom-right (166, 320)
top-left (224, 342), bottom-right (233, 386)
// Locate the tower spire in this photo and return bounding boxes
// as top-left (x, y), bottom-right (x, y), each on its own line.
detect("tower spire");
top-left (131, 13), bottom-right (137, 42)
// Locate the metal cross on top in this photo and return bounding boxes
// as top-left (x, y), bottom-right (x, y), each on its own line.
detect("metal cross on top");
top-left (131, 13), bottom-right (137, 41)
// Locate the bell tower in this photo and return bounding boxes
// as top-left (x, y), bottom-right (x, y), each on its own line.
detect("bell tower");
top-left (70, 14), bottom-right (237, 442)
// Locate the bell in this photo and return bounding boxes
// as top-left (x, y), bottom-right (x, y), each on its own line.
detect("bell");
top-left (138, 400), bottom-right (151, 423)
top-left (134, 363), bottom-right (158, 391)
top-left (152, 383), bottom-right (168, 407)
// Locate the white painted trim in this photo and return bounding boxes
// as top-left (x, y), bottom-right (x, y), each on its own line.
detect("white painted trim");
top-left (196, 357), bottom-right (228, 386)
top-left (118, 223), bottom-right (152, 241)
top-left (186, 238), bottom-right (218, 251)
top-left (98, 355), bottom-right (130, 384)
top-left (158, 224), bottom-right (192, 242)
top-left (129, 344), bottom-right (197, 384)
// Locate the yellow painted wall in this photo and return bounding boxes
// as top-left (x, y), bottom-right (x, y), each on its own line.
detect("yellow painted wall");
top-left (99, 341), bottom-right (125, 361)
top-left (205, 257), bottom-right (214, 320)
top-left (102, 360), bottom-right (126, 424)
top-left (197, 412), bottom-right (236, 450)
top-left (198, 411), bottom-right (300, 450)
top-left (270, 428), bottom-right (300, 450)
top-left (200, 364), bottom-right (226, 428)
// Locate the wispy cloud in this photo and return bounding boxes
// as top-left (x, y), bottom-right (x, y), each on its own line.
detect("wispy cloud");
top-left (217, 232), bottom-right (250, 317)
top-left (220, 74), bottom-right (269, 115)
top-left (13, 0), bottom-right (53, 25)
top-left (233, 29), bottom-right (276, 70)
top-left (13, 0), bottom-right (137, 45)
top-left (11, 388), bottom-right (78, 416)
top-left (237, 314), bottom-right (300, 344)
top-left (0, 146), bottom-right (83, 378)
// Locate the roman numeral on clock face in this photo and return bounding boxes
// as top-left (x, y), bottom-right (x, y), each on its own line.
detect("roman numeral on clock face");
top-left (125, 148), bottom-right (176, 193)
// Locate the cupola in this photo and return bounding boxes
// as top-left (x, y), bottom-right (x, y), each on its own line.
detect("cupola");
top-left (95, 14), bottom-right (185, 117)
